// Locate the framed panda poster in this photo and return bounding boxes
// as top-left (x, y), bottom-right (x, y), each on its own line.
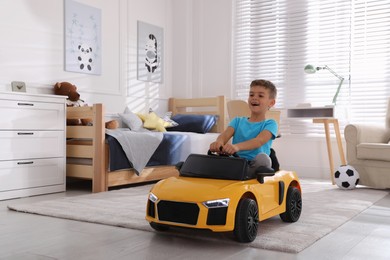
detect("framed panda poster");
top-left (64, 0), bottom-right (102, 75)
top-left (137, 21), bottom-right (164, 83)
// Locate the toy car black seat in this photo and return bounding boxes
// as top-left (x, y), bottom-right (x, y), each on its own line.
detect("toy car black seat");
top-left (178, 154), bottom-right (251, 180)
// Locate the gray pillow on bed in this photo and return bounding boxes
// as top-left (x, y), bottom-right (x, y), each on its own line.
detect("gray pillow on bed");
top-left (119, 111), bottom-right (143, 131)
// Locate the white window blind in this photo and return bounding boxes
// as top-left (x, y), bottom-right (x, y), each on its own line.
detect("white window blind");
top-left (350, 0), bottom-right (390, 124)
top-left (233, 0), bottom-right (390, 136)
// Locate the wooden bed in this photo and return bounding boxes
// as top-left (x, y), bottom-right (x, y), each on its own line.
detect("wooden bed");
top-left (66, 96), bottom-right (226, 193)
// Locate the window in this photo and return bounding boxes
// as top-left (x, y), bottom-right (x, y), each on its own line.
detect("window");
top-left (233, 0), bottom-right (390, 136)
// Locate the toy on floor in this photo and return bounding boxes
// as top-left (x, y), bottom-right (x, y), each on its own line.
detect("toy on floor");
top-left (334, 165), bottom-right (359, 190)
top-left (145, 151), bottom-right (302, 243)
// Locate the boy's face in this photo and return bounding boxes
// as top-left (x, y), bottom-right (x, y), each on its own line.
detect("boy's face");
top-left (247, 85), bottom-right (276, 114)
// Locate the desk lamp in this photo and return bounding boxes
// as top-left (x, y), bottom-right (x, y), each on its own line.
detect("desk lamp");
top-left (304, 64), bottom-right (344, 105)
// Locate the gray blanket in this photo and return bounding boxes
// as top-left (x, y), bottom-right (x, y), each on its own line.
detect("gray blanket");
top-left (105, 128), bottom-right (163, 175)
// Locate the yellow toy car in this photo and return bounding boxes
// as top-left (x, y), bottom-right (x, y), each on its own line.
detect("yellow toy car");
top-left (145, 152), bottom-right (302, 243)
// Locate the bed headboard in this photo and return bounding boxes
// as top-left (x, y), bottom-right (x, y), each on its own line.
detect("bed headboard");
top-left (168, 96), bottom-right (226, 133)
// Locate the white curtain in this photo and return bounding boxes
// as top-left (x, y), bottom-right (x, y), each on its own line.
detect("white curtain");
top-left (233, 0), bottom-right (390, 136)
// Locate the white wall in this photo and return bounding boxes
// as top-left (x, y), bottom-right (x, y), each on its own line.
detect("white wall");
top-left (0, 0), bottom-right (126, 113)
top-left (124, 0), bottom-right (174, 115)
top-left (172, 0), bottom-right (233, 99)
top-left (273, 135), bottom-right (345, 181)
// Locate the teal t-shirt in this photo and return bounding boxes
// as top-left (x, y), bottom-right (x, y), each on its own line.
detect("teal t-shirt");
top-left (228, 117), bottom-right (278, 160)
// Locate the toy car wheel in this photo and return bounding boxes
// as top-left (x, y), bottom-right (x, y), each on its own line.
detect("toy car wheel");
top-left (149, 222), bottom-right (170, 231)
top-left (234, 198), bottom-right (259, 243)
top-left (280, 186), bottom-right (302, 222)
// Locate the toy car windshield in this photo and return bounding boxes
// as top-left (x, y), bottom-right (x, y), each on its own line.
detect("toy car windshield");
top-left (178, 154), bottom-right (251, 180)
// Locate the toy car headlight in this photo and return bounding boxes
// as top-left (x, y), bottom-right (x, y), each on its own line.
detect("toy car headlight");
top-left (202, 198), bottom-right (230, 208)
top-left (149, 192), bottom-right (158, 203)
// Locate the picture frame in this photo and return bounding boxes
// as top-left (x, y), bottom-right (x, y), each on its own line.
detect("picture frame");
top-left (64, 0), bottom-right (102, 75)
top-left (137, 21), bottom-right (164, 83)
top-left (11, 81), bottom-right (26, 92)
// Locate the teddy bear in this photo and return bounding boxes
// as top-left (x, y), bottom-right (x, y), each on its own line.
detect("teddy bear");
top-left (53, 81), bottom-right (118, 129)
top-left (54, 82), bottom-right (90, 125)
top-left (53, 82), bottom-right (87, 107)
top-left (54, 81), bottom-right (80, 102)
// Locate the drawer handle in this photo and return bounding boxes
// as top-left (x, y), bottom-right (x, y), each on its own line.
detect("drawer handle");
top-left (17, 161), bottom-right (34, 165)
top-left (17, 132), bottom-right (34, 135)
top-left (17, 102), bottom-right (34, 106)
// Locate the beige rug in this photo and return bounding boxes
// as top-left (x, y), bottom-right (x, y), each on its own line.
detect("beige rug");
top-left (8, 179), bottom-right (388, 253)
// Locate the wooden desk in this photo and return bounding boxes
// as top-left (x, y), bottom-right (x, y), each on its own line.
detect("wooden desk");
top-left (313, 118), bottom-right (346, 184)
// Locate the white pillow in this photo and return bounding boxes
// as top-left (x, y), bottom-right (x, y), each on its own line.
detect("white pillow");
top-left (119, 111), bottom-right (143, 131)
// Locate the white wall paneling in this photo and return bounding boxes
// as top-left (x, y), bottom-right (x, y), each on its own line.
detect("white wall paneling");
top-left (124, 0), bottom-right (174, 116)
top-left (0, 0), bottom-right (125, 113)
top-left (171, 0), bottom-right (233, 99)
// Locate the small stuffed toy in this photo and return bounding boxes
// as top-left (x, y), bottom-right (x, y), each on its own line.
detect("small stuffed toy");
top-left (53, 82), bottom-right (119, 129)
top-left (138, 112), bottom-right (167, 132)
top-left (54, 82), bottom-right (80, 102)
top-left (77, 120), bottom-right (119, 129)
top-left (54, 82), bottom-right (88, 108)
top-left (105, 120), bottom-right (119, 129)
top-left (137, 111), bottom-right (177, 132)
top-left (53, 82), bottom-right (91, 125)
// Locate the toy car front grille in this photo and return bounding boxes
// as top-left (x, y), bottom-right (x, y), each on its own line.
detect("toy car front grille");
top-left (157, 200), bottom-right (199, 225)
top-left (147, 200), bottom-right (155, 218)
top-left (206, 207), bottom-right (228, 225)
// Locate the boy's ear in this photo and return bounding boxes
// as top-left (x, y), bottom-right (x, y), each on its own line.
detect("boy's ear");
top-left (268, 99), bottom-right (276, 108)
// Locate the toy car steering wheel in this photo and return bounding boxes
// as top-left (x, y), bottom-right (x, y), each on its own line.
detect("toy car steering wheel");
top-left (207, 148), bottom-right (239, 158)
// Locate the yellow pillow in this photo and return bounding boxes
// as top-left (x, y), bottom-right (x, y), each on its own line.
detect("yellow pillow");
top-left (137, 112), bottom-right (170, 132)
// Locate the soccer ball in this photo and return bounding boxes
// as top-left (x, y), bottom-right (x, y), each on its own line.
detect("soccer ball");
top-left (334, 165), bottom-right (359, 190)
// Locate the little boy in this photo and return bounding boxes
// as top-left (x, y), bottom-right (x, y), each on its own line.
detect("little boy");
top-left (209, 79), bottom-right (278, 173)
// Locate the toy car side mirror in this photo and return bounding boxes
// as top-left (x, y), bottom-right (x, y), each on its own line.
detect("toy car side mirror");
top-left (255, 167), bottom-right (275, 184)
top-left (175, 161), bottom-right (184, 171)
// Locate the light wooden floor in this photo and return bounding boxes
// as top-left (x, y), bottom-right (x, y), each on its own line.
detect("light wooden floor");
top-left (1, 180), bottom-right (390, 260)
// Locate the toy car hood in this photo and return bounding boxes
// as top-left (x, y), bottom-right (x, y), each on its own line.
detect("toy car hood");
top-left (152, 177), bottom-right (250, 201)
top-left (150, 176), bottom-right (257, 202)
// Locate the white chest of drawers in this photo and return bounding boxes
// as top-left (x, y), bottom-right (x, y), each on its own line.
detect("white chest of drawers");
top-left (0, 92), bottom-right (66, 200)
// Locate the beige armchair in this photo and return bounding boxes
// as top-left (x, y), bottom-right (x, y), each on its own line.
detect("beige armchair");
top-left (344, 99), bottom-right (390, 188)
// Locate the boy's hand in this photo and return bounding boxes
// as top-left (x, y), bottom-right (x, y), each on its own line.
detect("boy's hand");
top-left (220, 143), bottom-right (239, 155)
top-left (209, 141), bottom-right (224, 152)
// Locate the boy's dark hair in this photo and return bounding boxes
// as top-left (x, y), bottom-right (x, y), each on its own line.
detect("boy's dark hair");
top-left (250, 79), bottom-right (277, 99)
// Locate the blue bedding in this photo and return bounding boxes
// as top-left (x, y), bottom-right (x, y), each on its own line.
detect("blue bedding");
top-left (107, 132), bottom-right (188, 172)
